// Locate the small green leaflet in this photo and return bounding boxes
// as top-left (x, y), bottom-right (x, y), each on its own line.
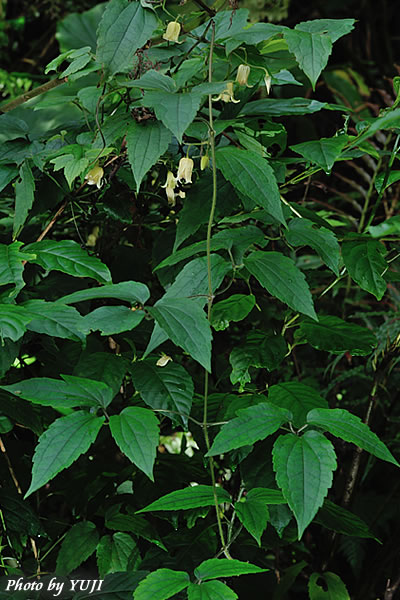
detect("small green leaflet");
top-left (148, 298), bottom-right (212, 372)
top-left (0, 241), bottom-right (29, 292)
top-left (348, 108), bottom-right (400, 147)
top-left (25, 411), bottom-right (104, 497)
top-left (22, 240), bottom-right (112, 284)
top-left (59, 281), bottom-right (150, 305)
top-left (291, 136), bottom-right (349, 173)
top-left (142, 91), bottom-right (202, 143)
top-left (211, 294), bottom-right (255, 331)
top-left (187, 581), bottom-right (237, 600)
top-left (109, 407), bottom-right (159, 481)
top-left (23, 299), bottom-right (86, 342)
top-left (126, 121), bottom-right (172, 192)
top-left (285, 218), bottom-right (340, 275)
top-left (0, 304), bottom-right (32, 341)
top-left (105, 504), bottom-right (167, 551)
top-left (308, 572), bottom-right (350, 600)
top-left (206, 403), bottom-right (291, 456)
top-left (82, 306), bottom-right (144, 335)
top-left (134, 569), bottom-right (190, 600)
top-left (244, 251), bottom-right (317, 320)
top-left (342, 237), bottom-right (387, 300)
top-left (268, 382), bottom-right (329, 428)
top-left (137, 485), bottom-right (231, 513)
top-left (307, 408), bottom-right (399, 467)
top-left (56, 521), bottom-right (99, 576)
top-left (14, 161), bottom-right (35, 239)
top-left (97, 533), bottom-right (138, 578)
top-left (272, 430), bottom-right (337, 539)
top-left (298, 315), bottom-right (376, 355)
top-left (215, 147), bottom-right (285, 225)
top-left (96, 0), bottom-right (158, 76)
top-left (240, 98), bottom-right (327, 117)
top-left (194, 558), bottom-right (267, 581)
top-left (368, 215), bottom-right (400, 237)
top-left (235, 489), bottom-right (270, 545)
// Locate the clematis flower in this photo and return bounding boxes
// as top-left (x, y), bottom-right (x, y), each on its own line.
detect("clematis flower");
top-left (264, 70), bottom-right (272, 95)
top-left (162, 170), bottom-right (177, 205)
top-left (236, 64), bottom-right (252, 87)
top-left (177, 157), bottom-right (194, 183)
top-left (85, 165), bottom-right (104, 189)
top-left (200, 155), bottom-right (209, 170)
top-left (163, 21), bottom-right (181, 43)
top-left (212, 82), bottom-right (240, 104)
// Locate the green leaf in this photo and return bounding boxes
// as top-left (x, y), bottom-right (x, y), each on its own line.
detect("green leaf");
top-left (59, 281), bottom-right (150, 305)
top-left (374, 171), bottom-right (400, 193)
top-left (244, 251), bottom-right (317, 319)
top-left (82, 306), bottom-right (144, 335)
top-left (194, 558), bottom-right (267, 581)
top-left (0, 339), bottom-right (20, 378)
top-left (56, 521), bottom-right (99, 576)
top-left (96, 533), bottom-right (137, 578)
top-left (295, 19), bottom-right (355, 42)
top-left (240, 98), bottom-right (327, 117)
top-left (211, 294), bottom-right (255, 331)
top-left (272, 431), bottom-right (337, 538)
top-left (348, 108), bottom-right (400, 147)
top-left (291, 136), bottom-right (349, 174)
top-left (206, 403), bottom-right (291, 456)
top-left (1, 376), bottom-right (113, 409)
top-left (23, 299), bottom-right (86, 342)
top-left (0, 241), bottom-right (28, 292)
top-left (215, 147), bottom-right (285, 225)
top-left (13, 161), bottom-right (35, 239)
top-left (23, 240), bottom-right (112, 283)
top-left (134, 569), bottom-right (190, 600)
top-left (298, 315), bottom-right (376, 355)
top-left (0, 165), bottom-right (18, 193)
top-left (130, 361), bottom-right (193, 427)
top-left (96, 0), bottom-right (157, 75)
top-left (57, 4), bottom-right (105, 52)
top-left (126, 121), bottom-right (172, 192)
top-left (285, 218), bottom-right (340, 275)
top-left (234, 489), bottom-right (269, 545)
top-left (284, 29), bottom-right (332, 89)
top-left (148, 298), bottom-right (212, 372)
top-left (142, 91), bottom-right (202, 143)
top-left (121, 69), bottom-right (176, 92)
top-left (316, 499), bottom-right (378, 540)
top-left (0, 114), bottom-right (29, 142)
top-left (342, 237), bottom-right (387, 300)
top-left (187, 581), bottom-right (237, 600)
top-left (0, 304), bottom-right (32, 341)
top-left (105, 505), bottom-right (167, 551)
top-left (0, 489), bottom-right (44, 537)
top-left (368, 215), bottom-right (400, 237)
top-left (109, 407), bottom-right (159, 481)
top-left (73, 352), bottom-right (128, 397)
top-left (25, 411), bottom-right (104, 496)
top-left (268, 382), bottom-right (328, 428)
top-left (137, 485), bottom-right (231, 513)
top-left (308, 572), bottom-right (350, 600)
top-left (307, 408), bottom-right (399, 466)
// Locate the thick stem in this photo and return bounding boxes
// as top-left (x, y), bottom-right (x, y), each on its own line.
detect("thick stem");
top-left (0, 78), bottom-right (66, 113)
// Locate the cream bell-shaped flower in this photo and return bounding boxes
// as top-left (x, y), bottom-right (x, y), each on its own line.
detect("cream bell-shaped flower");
top-left (85, 165), bottom-right (104, 189)
top-left (163, 21), bottom-right (181, 43)
top-left (212, 82), bottom-right (240, 104)
top-left (177, 157), bottom-right (194, 183)
top-left (236, 64), bottom-right (252, 87)
top-left (161, 170), bottom-right (177, 205)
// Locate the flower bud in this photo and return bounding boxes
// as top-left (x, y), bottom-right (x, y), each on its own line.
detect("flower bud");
top-left (177, 157), bottom-right (194, 183)
top-left (85, 165), bottom-right (104, 189)
top-left (264, 71), bottom-right (272, 95)
top-left (236, 64), bottom-right (251, 86)
top-left (200, 155), bottom-right (209, 170)
top-left (163, 21), bottom-right (181, 43)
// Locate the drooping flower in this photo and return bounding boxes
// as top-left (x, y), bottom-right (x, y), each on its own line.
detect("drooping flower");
top-left (162, 170), bottom-right (177, 205)
top-left (200, 155), bottom-right (209, 170)
top-left (163, 21), bottom-right (181, 43)
top-left (177, 157), bottom-right (194, 183)
top-left (236, 64), bottom-right (252, 87)
top-left (85, 165), bottom-right (104, 189)
top-left (212, 82), bottom-right (240, 104)
top-left (264, 70), bottom-right (272, 95)
top-left (156, 353), bottom-right (173, 367)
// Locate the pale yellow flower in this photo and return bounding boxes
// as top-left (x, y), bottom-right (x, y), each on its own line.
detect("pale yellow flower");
top-left (212, 82), bottom-right (240, 104)
top-left (156, 354), bottom-right (173, 367)
top-left (162, 171), bottom-right (177, 190)
top-left (200, 155), bottom-right (209, 170)
top-left (163, 21), bottom-right (181, 43)
top-left (264, 71), bottom-right (272, 95)
top-left (177, 157), bottom-right (194, 183)
top-left (236, 64), bottom-right (252, 87)
top-left (85, 165), bottom-right (104, 189)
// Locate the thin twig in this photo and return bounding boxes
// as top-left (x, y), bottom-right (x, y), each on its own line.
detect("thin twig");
top-left (0, 78), bottom-right (66, 113)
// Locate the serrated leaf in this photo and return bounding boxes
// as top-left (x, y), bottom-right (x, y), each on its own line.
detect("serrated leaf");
top-left (211, 294), bottom-right (255, 331)
top-left (130, 361), bottom-right (193, 428)
top-left (134, 569), bottom-right (190, 600)
top-left (206, 403), bottom-right (291, 456)
top-left (73, 352), bottom-right (127, 396)
top-left (295, 19), bottom-right (355, 42)
top-left (25, 411), bottom-right (104, 496)
top-left (272, 430), bottom-right (337, 538)
top-left (316, 500), bottom-right (378, 540)
top-left (96, 533), bottom-right (137, 578)
top-left (56, 521), bottom-right (99, 576)
top-left (0, 165), bottom-right (18, 193)
top-left (0, 489), bottom-right (44, 536)
top-left (215, 147), bottom-right (285, 225)
top-left (291, 136), bottom-right (349, 173)
top-left (126, 121), bottom-right (171, 192)
top-left (285, 218), bottom-right (340, 275)
top-left (137, 485), bottom-right (231, 513)
top-left (307, 408), bottom-right (399, 466)
top-left (187, 581), bottom-right (237, 600)
top-left (0, 241), bottom-right (27, 292)
top-left (235, 490), bottom-right (269, 545)
top-left (342, 237), bottom-right (387, 300)
top-left (268, 382), bottom-right (329, 428)
top-left (348, 108), bottom-right (400, 147)
top-left (82, 306), bottom-right (144, 335)
top-left (368, 215), bottom-right (400, 237)
top-left (244, 251), bottom-right (317, 319)
top-left (142, 91), bottom-right (202, 143)
top-left (0, 304), bottom-right (32, 341)
top-left (109, 407), bottom-right (159, 481)
top-left (148, 298), bottom-right (212, 372)
top-left (23, 299), bottom-right (86, 342)
top-left (59, 281), bottom-right (150, 305)
top-left (23, 240), bottom-right (111, 283)
top-left (298, 315), bottom-right (376, 355)
top-left (105, 505), bottom-right (167, 551)
top-left (194, 558), bottom-right (267, 581)
top-left (96, 0), bottom-right (157, 76)
top-left (284, 29), bottom-right (332, 89)
top-left (14, 161), bottom-right (35, 239)
top-left (240, 98), bottom-right (327, 117)
top-left (308, 572), bottom-right (350, 600)
top-left (73, 572), bottom-right (147, 600)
